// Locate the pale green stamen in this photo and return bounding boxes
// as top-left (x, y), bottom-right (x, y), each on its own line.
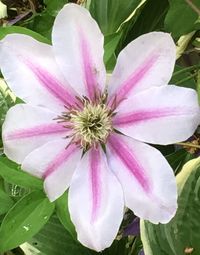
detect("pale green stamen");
top-left (70, 102), bottom-right (112, 149)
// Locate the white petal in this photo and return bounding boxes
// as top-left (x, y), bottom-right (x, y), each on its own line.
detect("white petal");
top-left (113, 85), bottom-right (200, 145)
top-left (0, 34), bottom-right (77, 113)
top-left (107, 134), bottom-right (177, 224)
top-left (108, 32), bottom-right (176, 105)
top-left (22, 140), bottom-right (81, 202)
top-left (52, 3), bottom-right (106, 100)
top-left (2, 104), bottom-right (68, 163)
top-left (69, 146), bottom-right (124, 251)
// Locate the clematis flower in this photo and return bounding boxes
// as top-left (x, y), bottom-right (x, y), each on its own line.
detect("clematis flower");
top-left (0, 3), bottom-right (199, 251)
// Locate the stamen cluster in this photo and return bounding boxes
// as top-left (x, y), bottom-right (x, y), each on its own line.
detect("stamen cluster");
top-left (58, 95), bottom-right (113, 150)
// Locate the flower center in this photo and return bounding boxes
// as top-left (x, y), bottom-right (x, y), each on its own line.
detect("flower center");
top-left (57, 94), bottom-right (114, 150)
top-left (70, 102), bottom-right (113, 149)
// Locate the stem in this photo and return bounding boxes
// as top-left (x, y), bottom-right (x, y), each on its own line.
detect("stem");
top-left (27, 0), bottom-right (36, 14)
top-left (8, 11), bottom-right (31, 26)
top-left (173, 64), bottom-right (200, 77)
top-left (176, 142), bottom-right (200, 149)
top-left (185, 0), bottom-right (200, 16)
top-left (183, 48), bottom-right (199, 55)
top-left (175, 72), bottom-right (197, 85)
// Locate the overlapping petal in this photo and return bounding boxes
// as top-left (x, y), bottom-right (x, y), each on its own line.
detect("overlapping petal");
top-left (113, 85), bottom-right (200, 145)
top-left (52, 3), bottom-right (106, 100)
top-left (107, 134), bottom-right (177, 224)
top-left (69, 146), bottom-right (124, 251)
top-left (22, 139), bottom-right (81, 202)
top-left (108, 32), bottom-right (176, 105)
top-left (0, 34), bottom-right (77, 113)
top-left (2, 104), bottom-right (68, 163)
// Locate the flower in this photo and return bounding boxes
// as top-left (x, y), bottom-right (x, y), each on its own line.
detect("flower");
top-left (0, 3), bottom-right (199, 252)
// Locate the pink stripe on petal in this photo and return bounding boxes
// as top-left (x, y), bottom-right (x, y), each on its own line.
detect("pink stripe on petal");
top-left (79, 30), bottom-right (98, 100)
top-left (90, 147), bottom-right (101, 221)
top-left (43, 143), bottom-right (78, 178)
top-left (110, 54), bottom-right (158, 105)
top-left (5, 123), bottom-right (67, 140)
top-left (113, 107), bottom-right (194, 126)
top-left (24, 59), bottom-right (77, 106)
top-left (114, 109), bottom-right (176, 126)
top-left (108, 135), bottom-right (151, 192)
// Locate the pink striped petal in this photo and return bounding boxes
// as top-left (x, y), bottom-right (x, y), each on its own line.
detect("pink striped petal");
top-left (2, 104), bottom-right (68, 163)
top-left (52, 4), bottom-right (106, 100)
top-left (0, 34), bottom-right (77, 113)
top-left (113, 85), bottom-right (200, 145)
top-left (108, 32), bottom-right (176, 105)
top-left (22, 140), bottom-right (81, 202)
top-left (107, 134), bottom-right (177, 224)
top-left (69, 146), bottom-right (124, 251)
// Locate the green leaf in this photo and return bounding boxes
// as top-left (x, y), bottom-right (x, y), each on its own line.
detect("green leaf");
top-left (0, 190), bottom-right (55, 252)
top-left (0, 188), bottom-right (14, 215)
top-left (164, 0), bottom-right (200, 39)
top-left (55, 192), bottom-right (76, 240)
top-left (27, 13), bottom-right (54, 40)
top-left (0, 157), bottom-right (43, 190)
top-left (44, 0), bottom-right (69, 16)
top-left (166, 149), bottom-right (194, 175)
top-left (104, 32), bottom-right (122, 65)
top-left (102, 239), bottom-right (130, 255)
top-left (26, 0), bottom-right (69, 39)
top-left (28, 215), bottom-right (96, 255)
top-left (0, 26), bottom-right (50, 44)
top-left (90, 0), bottom-right (142, 35)
top-left (141, 158), bottom-right (200, 255)
top-left (106, 54), bottom-right (117, 72)
top-left (119, 0), bottom-right (168, 50)
top-left (171, 65), bottom-right (197, 89)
